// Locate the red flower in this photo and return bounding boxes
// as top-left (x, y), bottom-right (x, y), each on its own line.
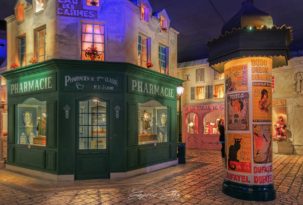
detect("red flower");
top-left (85, 46), bottom-right (100, 61)
top-left (10, 63), bottom-right (19, 69)
top-left (147, 61), bottom-right (153, 68)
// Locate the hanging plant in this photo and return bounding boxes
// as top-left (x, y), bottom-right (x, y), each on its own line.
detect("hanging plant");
top-left (147, 61), bottom-right (153, 68)
top-left (10, 63), bottom-right (19, 69)
top-left (85, 46), bottom-right (100, 61)
top-left (30, 56), bottom-right (38, 64)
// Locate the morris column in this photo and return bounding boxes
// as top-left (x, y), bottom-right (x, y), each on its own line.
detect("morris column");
top-left (208, 0), bottom-right (292, 201)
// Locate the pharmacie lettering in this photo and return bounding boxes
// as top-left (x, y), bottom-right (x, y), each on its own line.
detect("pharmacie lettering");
top-left (10, 77), bottom-right (53, 95)
top-left (131, 80), bottom-right (174, 98)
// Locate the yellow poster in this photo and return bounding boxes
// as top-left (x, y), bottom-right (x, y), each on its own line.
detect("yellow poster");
top-left (251, 59), bottom-right (272, 82)
top-left (227, 133), bottom-right (251, 173)
top-left (253, 124), bottom-right (272, 163)
top-left (225, 64), bottom-right (248, 93)
top-left (252, 82), bottom-right (272, 122)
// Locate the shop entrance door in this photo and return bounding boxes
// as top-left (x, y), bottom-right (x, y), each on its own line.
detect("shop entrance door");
top-left (75, 98), bottom-right (109, 179)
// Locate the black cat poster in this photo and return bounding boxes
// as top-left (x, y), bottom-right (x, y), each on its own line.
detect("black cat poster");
top-left (227, 133), bottom-right (252, 173)
top-left (227, 92), bottom-right (249, 130)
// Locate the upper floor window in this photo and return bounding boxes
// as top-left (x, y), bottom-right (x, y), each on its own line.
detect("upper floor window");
top-left (196, 86), bottom-right (205, 100)
top-left (86, 0), bottom-right (100, 6)
top-left (15, 2), bottom-right (25, 22)
top-left (214, 84), bottom-right (224, 99)
top-left (34, 26), bottom-right (46, 62)
top-left (159, 45), bottom-right (169, 74)
top-left (138, 34), bottom-right (151, 68)
top-left (35, 0), bottom-right (45, 13)
top-left (196, 68), bottom-right (205, 82)
top-left (17, 36), bottom-right (26, 67)
top-left (159, 15), bottom-right (168, 31)
top-left (140, 4), bottom-right (150, 22)
top-left (214, 70), bottom-right (224, 80)
top-left (81, 23), bottom-right (105, 61)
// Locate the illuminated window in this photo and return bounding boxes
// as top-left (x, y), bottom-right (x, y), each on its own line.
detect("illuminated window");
top-left (35, 26), bottom-right (46, 62)
top-left (138, 100), bottom-right (168, 145)
top-left (159, 45), bottom-right (169, 74)
top-left (214, 71), bottom-right (224, 80)
top-left (86, 0), bottom-right (100, 6)
top-left (35, 0), bottom-right (45, 13)
top-left (17, 36), bottom-right (26, 67)
top-left (17, 98), bottom-right (47, 146)
top-left (140, 4), bottom-right (150, 22)
top-left (196, 86), bottom-right (205, 100)
top-left (79, 99), bottom-right (107, 150)
top-left (214, 84), bottom-right (224, 98)
top-left (15, 2), bottom-right (25, 22)
top-left (138, 34), bottom-right (151, 68)
top-left (81, 23), bottom-right (104, 61)
top-left (159, 16), bottom-right (168, 31)
top-left (196, 68), bottom-right (205, 82)
top-left (187, 113), bottom-right (198, 134)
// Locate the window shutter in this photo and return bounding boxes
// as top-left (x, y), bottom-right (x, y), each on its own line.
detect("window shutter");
top-left (206, 85), bottom-right (213, 99)
top-left (191, 87), bottom-right (195, 100)
top-left (147, 38), bottom-right (152, 63)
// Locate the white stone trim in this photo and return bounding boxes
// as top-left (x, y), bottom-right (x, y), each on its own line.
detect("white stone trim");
top-left (110, 159), bottom-right (178, 179)
top-left (5, 165), bottom-right (74, 181)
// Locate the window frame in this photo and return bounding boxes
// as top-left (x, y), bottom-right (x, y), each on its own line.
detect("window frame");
top-left (34, 25), bottom-right (46, 62)
top-left (137, 33), bottom-right (151, 68)
top-left (196, 68), bottom-right (205, 82)
top-left (81, 22), bottom-right (105, 61)
top-left (17, 35), bottom-right (26, 67)
top-left (195, 86), bottom-right (205, 100)
top-left (159, 44), bottom-right (169, 74)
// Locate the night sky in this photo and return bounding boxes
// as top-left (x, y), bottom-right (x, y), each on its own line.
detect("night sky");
top-left (1, 0), bottom-right (303, 62)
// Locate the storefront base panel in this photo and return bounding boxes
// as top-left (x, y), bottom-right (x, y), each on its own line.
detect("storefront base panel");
top-left (223, 180), bottom-right (276, 201)
top-left (111, 159), bottom-right (178, 179)
top-left (6, 165), bottom-right (74, 181)
top-left (273, 141), bottom-right (294, 154)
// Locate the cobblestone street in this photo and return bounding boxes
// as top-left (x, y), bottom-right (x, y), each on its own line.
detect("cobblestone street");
top-left (0, 150), bottom-right (302, 205)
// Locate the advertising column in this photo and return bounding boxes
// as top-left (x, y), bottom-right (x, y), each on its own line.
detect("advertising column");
top-left (223, 57), bottom-right (275, 200)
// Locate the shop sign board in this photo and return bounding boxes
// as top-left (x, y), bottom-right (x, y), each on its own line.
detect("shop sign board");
top-left (63, 73), bottom-right (123, 92)
top-left (128, 77), bottom-right (176, 99)
top-left (8, 73), bottom-right (56, 96)
top-left (57, 0), bottom-right (98, 19)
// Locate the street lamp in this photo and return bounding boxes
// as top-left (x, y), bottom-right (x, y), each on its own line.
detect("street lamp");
top-left (176, 85), bottom-right (184, 143)
top-left (176, 85), bottom-right (185, 164)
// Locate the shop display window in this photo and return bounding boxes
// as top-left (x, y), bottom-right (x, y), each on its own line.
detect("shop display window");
top-left (79, 99), bottom-right (107, 150)
top-left (138, 100), bottom-right (168, 145)
top-left (17, 98), bottom-right (47, 146)
top-left (203, 110), bottom-right (224, 135)
top-left (187, 112), bottom-right (198, 134)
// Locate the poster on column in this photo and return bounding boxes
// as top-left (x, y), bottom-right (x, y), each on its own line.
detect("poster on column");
top-left (227, 133), bottom-right (251, 173)
top-left (251, 59), bottom-right (272, 82)
top-left (253, 124), bottom-right (272, 163)
top-left (225, 64), bottom-right (248, 93)
top-left (253, 164), bottom-right (273, 185)
top-left (227, 92), bottom-right (249, 130)
top-left (252, 82), bottom-right (272, 122)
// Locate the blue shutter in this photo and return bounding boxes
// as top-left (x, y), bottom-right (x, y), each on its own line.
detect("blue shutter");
top-left (147, 38), bottom-right (151, 63)
top-left (165, 47), bottom-right (169, 74)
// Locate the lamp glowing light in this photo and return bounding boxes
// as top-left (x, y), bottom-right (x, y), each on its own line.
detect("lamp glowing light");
top-left (177, 86), bottom-right (184, 97)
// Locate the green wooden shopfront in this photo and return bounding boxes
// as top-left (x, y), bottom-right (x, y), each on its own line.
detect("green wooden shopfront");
top-left (3, 59), bottom-right (182, 180)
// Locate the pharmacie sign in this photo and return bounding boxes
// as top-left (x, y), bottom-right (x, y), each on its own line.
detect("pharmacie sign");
top-left (57, 0), bottom-right (98, 19)
top-left (129, 77), bottom-right (176, 99)
top-left (8, 73), bottom-right (56, 96)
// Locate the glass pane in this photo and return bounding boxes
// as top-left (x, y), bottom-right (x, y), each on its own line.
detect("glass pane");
top-left (79, 101), bottom-right (89, 113)
top-left (138, 101), bottom-right (168, 145)
top-left (94, 35), bottom-right (104, 43)
top-left (82, 24), bottom-right (93, 33)
top-left (94, 43), bottom-right (104, 52)
top-left (79, 126), bottom-right (88, 137)
top-left (17, 98), bottom-right (47, 146)
top-left (82, 34), bottom-right (93, 42)
top-left (94, 25), bottom-right (104, 34)
top-left (79, 138), bottom-right (88, 150)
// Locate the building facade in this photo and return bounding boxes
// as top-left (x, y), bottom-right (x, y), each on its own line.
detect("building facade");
top-left (3, 0), bottom-right (181, 180)
top-left (178, 56), bottom-right (303, 154)
top-left (178, 59), bottom-right (225, 150)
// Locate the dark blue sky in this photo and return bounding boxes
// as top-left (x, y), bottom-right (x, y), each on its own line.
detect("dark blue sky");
top-left (1, 0), bottom-right (303, 62)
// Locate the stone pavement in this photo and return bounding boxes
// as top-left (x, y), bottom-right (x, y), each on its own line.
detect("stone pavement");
top-left (0, 150), bottom-right (302, 205)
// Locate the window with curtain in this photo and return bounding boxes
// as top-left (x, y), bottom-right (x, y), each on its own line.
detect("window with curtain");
top-left (18, 36), bottom-right (26, 66)
top-left (140, 4), bottom-right (150, 22)
top-left (78, 99), bottom-right (107, 150)
top-left (81, 23), bottom-right (105, 61)
top-left (214, 84), bottom-right (224, 98)
top-left (86, 0), bottom-right (100, 6)
top-left (195, 86), bottom-right (205, 100)
top-left (159, 45), bottom-right (169, 74)
top-left (35, 26), bottom-right (46, 62)
top-left (138, 34), bottom-right (151, 68)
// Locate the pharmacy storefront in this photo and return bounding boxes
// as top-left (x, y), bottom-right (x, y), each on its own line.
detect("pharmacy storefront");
top-left (3, 59), bottom-right (181, 180)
